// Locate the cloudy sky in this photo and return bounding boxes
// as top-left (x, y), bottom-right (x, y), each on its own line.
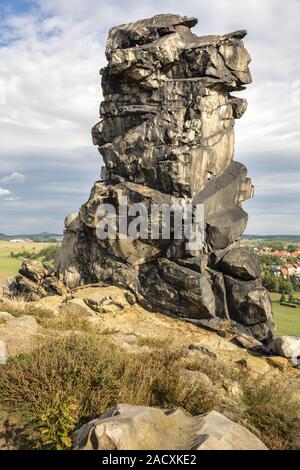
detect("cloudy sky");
top-left (0, 0), bottom-right (299, 235)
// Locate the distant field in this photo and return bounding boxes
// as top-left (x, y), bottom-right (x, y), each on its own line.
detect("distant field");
top-left (0, 241), bottom-right (52, 285)
top-left (270, 292), bottom-right (300, 336)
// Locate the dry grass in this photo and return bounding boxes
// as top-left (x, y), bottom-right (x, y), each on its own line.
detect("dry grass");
top-left (1, 299), bottom-right (299, 450)
top-left (0, 299), bottom-right (53, 323)
top-left (40, 311), bottom-right (94, 333)
top-left (136, 336), bottom-right (167, 349)
top-left (242, 378), bottom-right (300, 450)
top-left (1, 297), bottom-right (48, 315)
top-left (184, 356), bottom-right (241, 383)
top-left (0, 298), bottom-right (93, 332)
top-left (0, 334), bottom-right (217, 449)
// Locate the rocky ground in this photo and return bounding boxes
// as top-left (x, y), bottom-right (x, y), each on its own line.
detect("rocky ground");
top-left (0, 284), bottom-right (299, 450)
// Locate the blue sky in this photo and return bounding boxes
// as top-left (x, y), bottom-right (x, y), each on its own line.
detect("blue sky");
top-left (0, 0), bottom-right (300, 234)
top-left (0, 1), bottom-right (33, 15)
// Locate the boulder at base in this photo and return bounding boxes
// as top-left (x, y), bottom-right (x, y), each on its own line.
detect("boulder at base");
top-left (267, 336), bottom-right (300, 360)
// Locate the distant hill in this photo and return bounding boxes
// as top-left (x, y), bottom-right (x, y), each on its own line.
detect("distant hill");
top-left (0, 232), bottom-right (62, 240)
top-left (243, 235), bottom-right (300, 241)
top-left (1, 232), bottom-right (299, 242)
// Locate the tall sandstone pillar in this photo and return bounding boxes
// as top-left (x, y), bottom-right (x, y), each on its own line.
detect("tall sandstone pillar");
top-left (56, 14), bottom-right (274, 342)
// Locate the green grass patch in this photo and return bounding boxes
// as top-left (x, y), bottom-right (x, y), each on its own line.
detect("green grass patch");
top-left (270, 292), bottom-right (300, 336)
top-left (0, 248), bottom-right (22, 280)
top-left (0, 241), bottom-right (57, 284)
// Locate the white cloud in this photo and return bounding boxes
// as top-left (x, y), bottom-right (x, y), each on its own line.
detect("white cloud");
top-left (0, 188), bottom-right (11, 196)
top-left (5, 196), bottom-right (21, 202)
top-left (0, 14), bottom-right (103, 155)
top-left (0, 172), bottom-right (26, 183)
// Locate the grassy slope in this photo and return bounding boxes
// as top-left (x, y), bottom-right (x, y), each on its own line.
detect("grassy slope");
top-left (0, 301), bottom-right (299, 450)
top-left (270, 292), bottom-right (300, 336)
top-left (0, 241), bottom-right (52, 284)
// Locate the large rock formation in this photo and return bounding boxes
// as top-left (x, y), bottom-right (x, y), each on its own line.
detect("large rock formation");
top-left (12, 14), bottom-right (275, 342)
top-left (54, 14), bottom-right (274, 342)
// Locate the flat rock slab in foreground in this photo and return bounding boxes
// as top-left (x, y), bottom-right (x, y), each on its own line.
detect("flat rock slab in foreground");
top-left (74, 404), bottom-right (267, 450)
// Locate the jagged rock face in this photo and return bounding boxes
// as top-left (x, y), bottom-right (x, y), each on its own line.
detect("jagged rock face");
top-left (139, 259), bottom-right (216, 319)
top-left (4, 260), bottom-right (67, 301)
top-left (218, 247), bottom-right (261, 280)
top-left (92, 14), bottom-right (251, 198)
top-left (56, 15), bottom-right (273, 342)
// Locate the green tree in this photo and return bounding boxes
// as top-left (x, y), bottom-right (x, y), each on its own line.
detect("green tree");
top-left (291, 276), bottom-right (300, 292)
top-left (269, 241), bottom-right (285, 251)
top-left (278, 278), bottom-right (293, 295)
top-left (262, 273), bottom-right (279, 292)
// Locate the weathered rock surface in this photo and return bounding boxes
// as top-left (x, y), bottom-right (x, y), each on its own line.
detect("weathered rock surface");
top-left (70, 285), bottom-right (136, 314)
top-left (266, 356), bottom-right (290, 370)
top-left (139, 259), bottom-right (216, 319)
top-left (5, 260), bottom-right (67, 301)
top-left (231, 333), bottom-right (267, 353)
top-left (28, 295), bottom-right (64, 315)
top-left (236, 357), bottom-right (271, 376)
top-left (218, 247), bottom-right (260, 280)
top-left (5, 14), bottom-right (274, 343)
top-left (206, 206), bottom-right (248, 250)
top-left (73, 404), bottom-right (268, 450)
top-left (194, 162), bottom-right (253, 216)
top-left (224, 276), bottom-right (274, 342)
